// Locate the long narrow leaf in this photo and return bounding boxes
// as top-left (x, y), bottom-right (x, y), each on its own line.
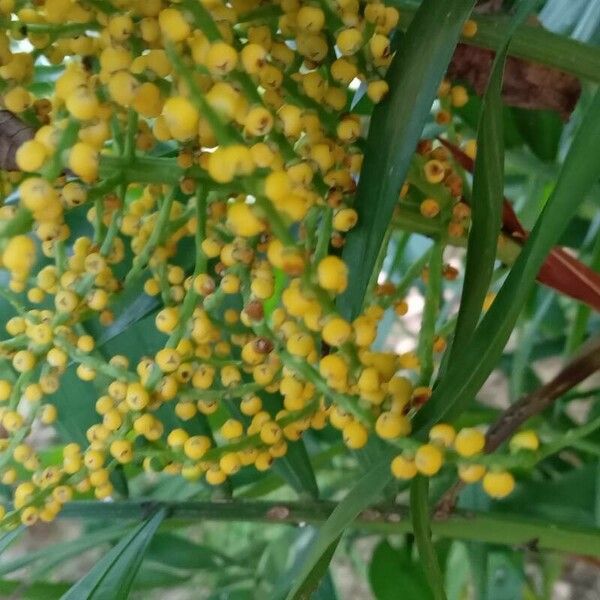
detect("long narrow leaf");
top-left (285, 450), bottom-right (395, 599)
top-left (0, 525), bottom-right (128, 578)
top-left (415, 87), bottom-right (600, 430)
top-left (339, 0), bottom-right (477, 319)
top-left (411, 477), bottom-right (446, 600)
top-left (62, 508), bottom-right (166, 600)
top-left (447, 0), bottom-right (537, 360)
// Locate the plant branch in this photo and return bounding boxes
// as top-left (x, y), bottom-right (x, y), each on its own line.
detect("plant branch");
top-left (57, 499), bottom-right (600, 557)
top-left (435, 333), bottom-right (600, 516)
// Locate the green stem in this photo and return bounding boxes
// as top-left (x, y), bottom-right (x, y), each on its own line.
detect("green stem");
top-left (166, 188), bottom-right (208, 348)
top-left (393, 1), bottom-right (600, 83)
top-left (313, 207), bottom-right (333, 264)
top-left (363, 223), bottom-right (392, 310)
top-left (124, 108), bottom-right (138, 162)
top-left (417, 242), bottom-right (443, 385)
top-left (254, 195), bottom-right (295, 246)
top-left (411, 476), bottom-right (447, 600)
top-left (0, 208), bottom-right (33, 240)
top-left (125, 191), bottom-right (175, 284)
top-left (57, 500), bottom-right (600, 556)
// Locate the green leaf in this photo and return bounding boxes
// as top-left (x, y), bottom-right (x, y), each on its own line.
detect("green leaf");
top-left (145, 533), bottom-right (236, 570)
top-left (415, 86), bottom-right (600, 430)
top-left (369, 540), bottom-right (433, 600)
top-left (0, 579), bottom-right (70, 600)
top-left (512, 108), bottom-right (563, 163)
top-left (447, 0), bottom-right (537, 368)
top-left (312, 570), bottom-right (338, 600)
top-left (133, 563), bottom-right (191, 589)
top-left (339, 0), bottom-right (477, 319)
top-left (287, 538), bottom-right (340, 600)
top-left (0, 524), bottom-right (129, 578)
top-left (411, 476), bottom-right (447, 600)
top-left (62, 508), bottom-right (166, 600)
top-left (47, 366), bottom-right (97, 445)
top-left (272, 440), bottom-right (319, 499)
top-left (392, 2), bottom-right (600, 83)
top-left (455, 95), bottom-right (524, 149)
top-left (285, 450), bottom-right (395, 599)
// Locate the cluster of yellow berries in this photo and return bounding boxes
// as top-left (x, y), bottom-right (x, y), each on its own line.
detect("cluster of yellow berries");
top-left (391, 426), bottom-right (540, 499)
top-left (0, 0), bottom-right (527, 527)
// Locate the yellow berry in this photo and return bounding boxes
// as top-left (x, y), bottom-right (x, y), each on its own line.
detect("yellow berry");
top-left (454, 428), bottom-right (485, 458)
top-left (391, 454), bottom-right (417, 479)
top-left (16, 140), bottom-right (47, 172)
top-left (375, 412), bottom-right (411, 439)
top-left (227, 202), bottom-right (265, 237)
top-left (184, 435), bottom-right (211, 460)
top-left (342, 421), bottom-right (368, 449)
top-left (0, 380), bottom-right (11, 401)
top-left (205, 466), bottom-right (227, 485)
top-left (40, 404), bottom-right (57, 424)
top-left (414, 443), bottom-right (444, 476)
top-left (462, 19), bottom-right (478, 38)
top-left (450, 85), bottom-right (469, 108)
top-left (4, 86), bottom-right (31, 112)
top-left (367, 80), bottom-right (389, 103)
top-left (458, 463), bottom-right (486, 483)
top-left (322, 317), bottom-right (352, 347)
top-left (336, 28), bottom-right (363, 55)
top-left (68, 142), bottom-right (98, 182)
top-left (260, 421), bottom-right (283, 445)
top-left (317, 255), bottom-right (348, 293)
top-left (482, 470), bottom-right (515, 499)
top-left (66, 86), bottom-right (99, 120)
top-left (162, 96), bottom-right (199, 141)
top-left (110, 439), bottom-right (133, 463)
top-left (510, 430), bottom-right (540, 452)
top-left (429, 423), bottom-right (456, 448)
top-left (221, 419), bottom-right (244, 440)
top-left (219, 452), bottom-right (241, 475)
top-left (206, 42), bottom-right (238, 76)
top-left (297, 6), bottom-right (325, 32)
top-left (158, 8), bottom-right (190, 42)
top-left (3, 234), bottom-right (36, 274)
top-left (125, 382), bottom-right (150, 410)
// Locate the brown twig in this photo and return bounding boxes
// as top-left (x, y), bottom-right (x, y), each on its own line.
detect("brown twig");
top-left (435, 334), bottom-right (600, 518)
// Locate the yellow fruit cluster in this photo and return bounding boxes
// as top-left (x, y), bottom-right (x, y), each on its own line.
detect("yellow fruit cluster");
top-left (0, 0), bottom-right (534, 527)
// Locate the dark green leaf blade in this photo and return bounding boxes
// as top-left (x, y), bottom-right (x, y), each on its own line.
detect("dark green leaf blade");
top-left (273, 440), bottom-right (319, 499)
top-left (339, 0), bottom-right (477, 319)
top-left (416, 86), bottom-right (600, 430)
top-left (411, 476), bottom-right (446, 600)
top-left (447, 0), bottom-right (537, 361)
top-left (286, 450), bottom-right (395, 599)
top-left (0, 524), bottom-right (128, 578)
top-left (287, 538), bottom-right (340, 600)
top-left (61, 508), bottom-right (166, 600)
top-left (369, 540), bottom-right (433, 600)
top-left (512, 108), bottom-right (563, 163)
top-left (145, 533), bottom-right (236, 570)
